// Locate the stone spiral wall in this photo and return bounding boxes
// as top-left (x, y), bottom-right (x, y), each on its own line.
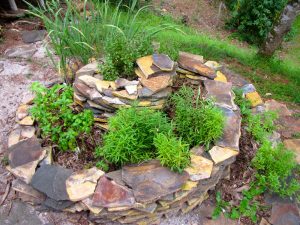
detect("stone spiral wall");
top-left (6, 52), bottom-right (266, 225)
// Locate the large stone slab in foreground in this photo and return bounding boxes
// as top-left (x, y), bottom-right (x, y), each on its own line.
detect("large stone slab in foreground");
top-left (31, 165), bottom-right (72, 201)
top-left (122, 160), bottom-right (189, 203)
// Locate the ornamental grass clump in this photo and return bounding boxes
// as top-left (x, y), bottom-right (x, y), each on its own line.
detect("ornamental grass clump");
top-left (171, 86), bottom-right (225, 149)
top-left (30, 82), bottom-right (94, 151)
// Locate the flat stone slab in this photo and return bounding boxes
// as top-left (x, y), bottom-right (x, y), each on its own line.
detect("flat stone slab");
top-left (283, 139), bottom-right (300, 164)
top-left (184, 154), bottom-right (213, 181)
top-left (66, 167), bottom-right (104, 201)
top-left (31, 165), bottom-right (72, 201)
top-left (265, 99), bottom-right (292, 117)
top-left (4, 45), bottom-right (37, 59)
top-left (22, 30), bottom-right (46, 43)
top-left (122, 160), bottom-right (189, 203)
top-left (12, 179), bottom-right (46, 205)
top-left (152, 54), bottom-right (174, 71)
top-left (140, 74), bottom-right (172, 93)
top-left (204, 80), bottom-right (237, 110)
top-left (246, 91), bottom-right (263, 107)
top-left (216, 107), bottom-right (241, 151)
top-left (178, 52), bottom-right (216, 79)
top-left (76, 61), bottom-right (99, 77)
top-left (0, 201), bottom-right (44, 225)
top-left (269, 203), bottom-right (300, 225)
top-left (8, 137), bottom-right (44, 168)
top-left (136, 55), bottom-right (161, 78)
top-left (209, 146), bottom-right (239, 165)
top-left (92, 176), bottom-right (135, 208)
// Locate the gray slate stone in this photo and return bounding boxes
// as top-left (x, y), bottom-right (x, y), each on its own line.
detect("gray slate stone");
top-left (0, 201), bottom-right (45, 225)
top-left (22, 30), bottom-right (47, 43)
top-left (30, 165), bottom-right (73, 201)
top-left (43, 197), bottom-right (74, 211)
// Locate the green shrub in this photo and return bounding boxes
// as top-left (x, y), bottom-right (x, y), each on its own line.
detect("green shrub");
top-left (171, 86), bottom-right (225, 148)
top-left (233, 88), bottom-right (251, 117)
top-left (247, 111), bottom-right (278, 143)
top-left (102, 33), bottom-right (153, 80)
top-left (96, 106), bottom-right (172, 166)
top-left (30, 82), bottom-right (94, 151)
top-left (154, 133), bottom-right (190, 173)
top-left (252, 141), bottom-right (300, 197)
top-left (227, 0), bottom-right (288, 44)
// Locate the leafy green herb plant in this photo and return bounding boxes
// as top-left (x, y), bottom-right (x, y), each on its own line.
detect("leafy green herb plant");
top-left (171, 86), bottom-right (225, 149)
top-left (30, 82), bottom-right (94, 151)
top-left (96, 106), bottom-right (172, 166)
top-left (154, 133), bottom-right (190, 173)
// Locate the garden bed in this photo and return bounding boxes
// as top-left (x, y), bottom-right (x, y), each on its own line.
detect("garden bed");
top-left (4, 52), bottom-right (267, 224)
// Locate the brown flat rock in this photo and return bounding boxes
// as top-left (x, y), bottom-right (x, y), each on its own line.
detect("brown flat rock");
top-left (204, 80), bottom-right (237, 110)
top-left (122, 160), bottom-right (189, 204)
top-left (178, 52), bottom-right (216, 79)
top-left (204, 61), bottom-right (222, 70)
top-left (216, 107), bottom-right (241, 150)
top-left (8, 128), bottom-right (21, 148)
top-left (283, 139), bottom-right (300, 164)
top-left (184, 154), bottom-right (213, 181)
top-left (112, 90), bottom-right (138, 100)
top-left (276, 116), bottom-right (300, 138)
top-left (269, 203), bottom-right (300, 225)
top-left (92, 176), bottom-right (135, 208)
top-left (265, 99), bottom-right (292, 117)
top-left (136, 55), bottom-right (161, 78)
top-left (18, 116), bottom-right (34, 126)
top-left (21, 126), bottom-right (35, 139)
top-left (74, 82), bottom-right (102, 100)
top-left (8, 137), bottom-right (43, 168)
top-left (209, 146), bottom-right (238, 165)
top-left (152, 54), bottom-right (174, 71)
top-left (140, 74), bottom-right (172, 93)
top-left (76, 61), bottom-right (99, 77)
top-left (16, 104), bottom-right (29, 121)
top-left (66, 167), bottom-right (104, 201)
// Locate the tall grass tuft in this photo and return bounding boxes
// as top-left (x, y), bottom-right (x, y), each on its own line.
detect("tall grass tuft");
top-left (26, 0), bottom-right (180, 81)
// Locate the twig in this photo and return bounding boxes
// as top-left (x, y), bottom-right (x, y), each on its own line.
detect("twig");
top-left (0, 182), bottom-right (11, 205)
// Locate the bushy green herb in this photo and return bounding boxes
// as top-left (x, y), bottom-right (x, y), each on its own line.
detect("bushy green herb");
top-left (102, 33), bottom-right (153, 80)
top-left (212, 191), bottom-right (230, 219)
top-left (252, 141), bottom-right (300, 197)
top-left (233, 88), bottom-right (251, 117)
top-left (247, 111), bottom-right (278, 143)
top-left (154, 133), bottom-right (190, 173)
top-left (96, 106), bottom-right (172, 166)
top-left (96, 159), bottom-right (109, 172)
top-left (171, 86), bottom-right (225, 148)
top-left (30, 82), bottom-right (94, 151)
top-left (226, 0), bottom-right (288, 44)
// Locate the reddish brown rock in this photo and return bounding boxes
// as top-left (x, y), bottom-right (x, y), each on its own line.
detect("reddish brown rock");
top-left (269, 203), bottom-right (300, 225)
top-left (265, 99), bottom-right (292, 117)
top-left (122, 160), bottom-right (189, 204)
top-left (276, 116), bottom-right (300, 138)
top-left (140, 74), bottom-right (172, 93)
top-left (178, 52), bottom-right (216, 79)
top-left (92, 176), bottom-right (135, 208)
